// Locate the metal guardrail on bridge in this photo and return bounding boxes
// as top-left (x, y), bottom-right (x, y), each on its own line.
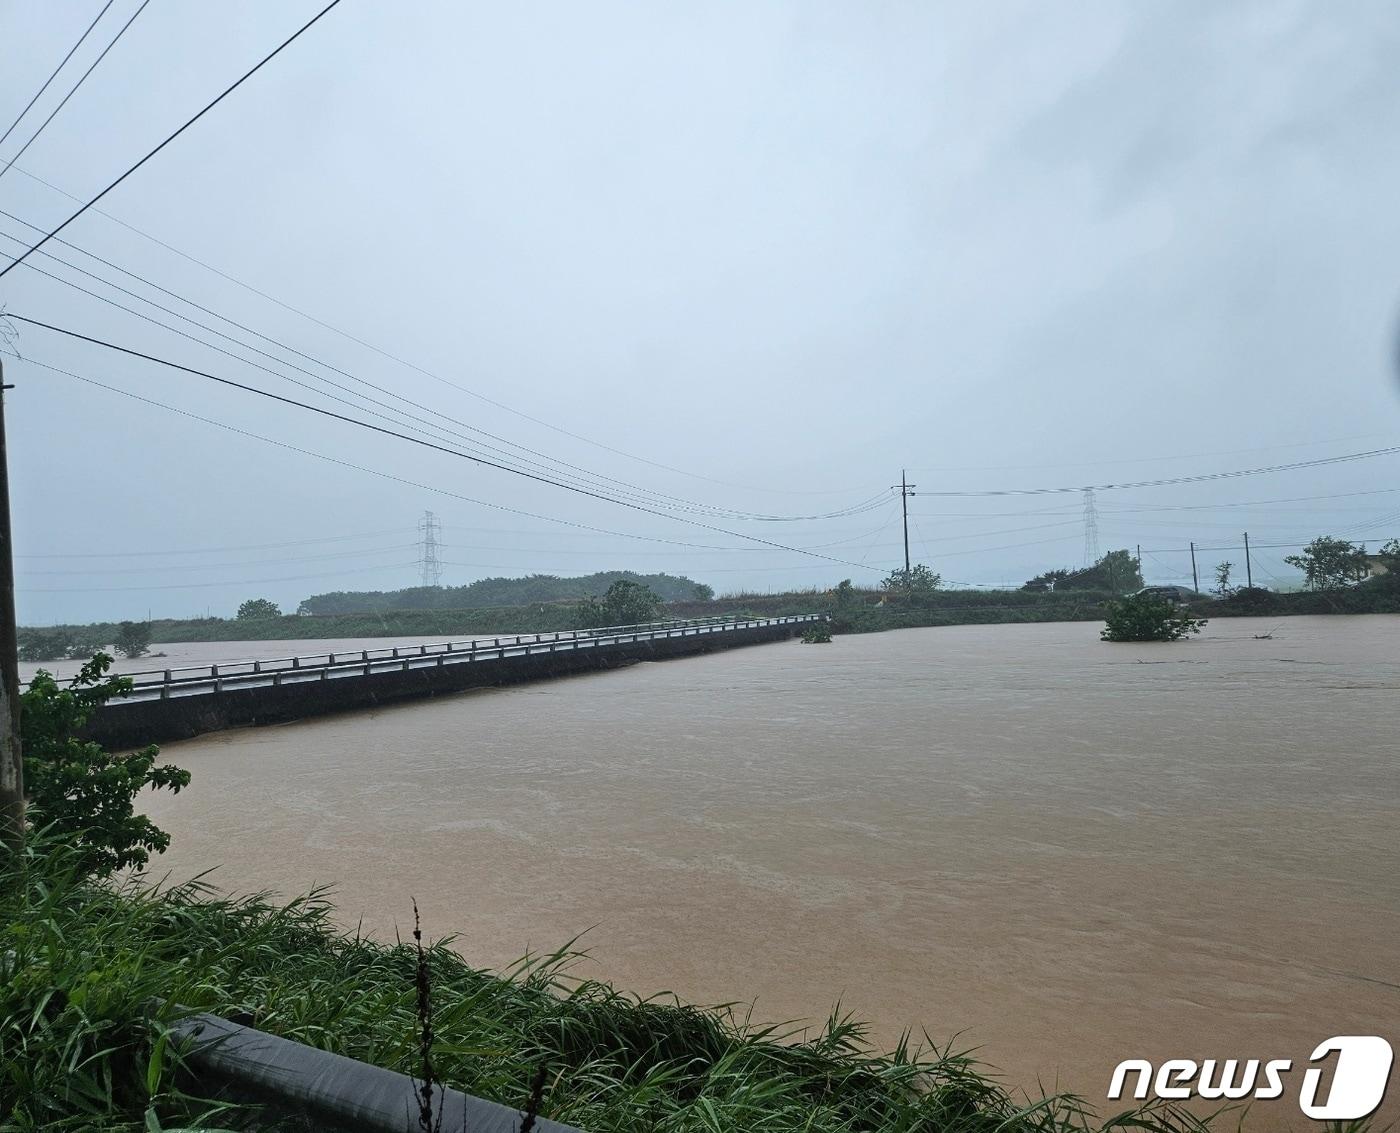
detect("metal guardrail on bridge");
top-left (100, 615), bottom-right (824, 705)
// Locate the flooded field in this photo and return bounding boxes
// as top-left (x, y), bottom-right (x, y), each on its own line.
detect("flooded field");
top-left (138, 616), bottom-right (1400, 1125)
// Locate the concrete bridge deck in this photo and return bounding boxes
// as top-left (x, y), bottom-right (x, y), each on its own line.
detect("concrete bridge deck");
top-left (84, 614), bottom-right (823, 748)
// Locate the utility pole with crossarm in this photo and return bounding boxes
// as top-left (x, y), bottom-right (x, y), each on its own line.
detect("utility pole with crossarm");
top-left (891, 470), bottom-right (917, 573)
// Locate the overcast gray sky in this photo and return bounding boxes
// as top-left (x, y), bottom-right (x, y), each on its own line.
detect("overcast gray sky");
top-left (3, 0), bottom-right (1399, 625)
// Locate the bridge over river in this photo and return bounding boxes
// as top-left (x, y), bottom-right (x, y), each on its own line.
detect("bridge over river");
top-left (82, 614), bottom-right (823, 748)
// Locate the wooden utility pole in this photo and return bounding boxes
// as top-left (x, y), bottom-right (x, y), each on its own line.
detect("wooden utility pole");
top-left (891, 470), bottom-right (917, 573)
top-left (1189, 541), bottom-right (1199, 593)
top-left (1243, 532), bottom-right (1253, 589)
top-left (0, 365), bottom-right (22, 853)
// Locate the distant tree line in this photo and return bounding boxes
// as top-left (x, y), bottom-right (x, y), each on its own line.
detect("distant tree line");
top-left (296, 571), bottom-right (713, 615)
top-left (19, 621), bottom-right (153, 663)
top-left (1022, 550), bottom-right (1143, 594)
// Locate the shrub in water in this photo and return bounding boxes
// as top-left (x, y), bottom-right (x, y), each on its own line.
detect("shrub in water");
top-left (1101, 593), bottom-right (1207, 643)
top-left (801, 623), bottom-right (833, 644)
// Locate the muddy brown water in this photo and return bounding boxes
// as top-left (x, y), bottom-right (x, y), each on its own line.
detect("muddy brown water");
top-left (136, 616), bottom-right (1400, 1127)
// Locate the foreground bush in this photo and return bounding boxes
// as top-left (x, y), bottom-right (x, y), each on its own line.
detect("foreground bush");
top-left (1101, 593), bottom-right (1207, 643)
top-left (21, 653), bottom-right (190, 876)
top-left (0, 839), bottom-right (1219, 1132)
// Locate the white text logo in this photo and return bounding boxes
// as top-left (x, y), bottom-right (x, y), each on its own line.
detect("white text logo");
top-left (1107, 1036), bottom-right (1393, 1121)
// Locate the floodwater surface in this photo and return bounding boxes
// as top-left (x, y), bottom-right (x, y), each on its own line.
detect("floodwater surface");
top-left (138, 617), bottom-right (1400, 1127)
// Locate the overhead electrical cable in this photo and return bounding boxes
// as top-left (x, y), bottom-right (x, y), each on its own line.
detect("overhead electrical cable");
top-left (1, 227), bottom-right (888, 522)
top-left (906, 433), bottom-right (1394, 474)
top-left (912, 447), bottom-right (1400, 497)
top-left (17, 529), bottom-right (415, 558)
top-left (0, 0), bottom-right (153, 187)
top-left (0, 0), bottom-right (117, 152)
top-left (19, 561), bottom-right (421, 594)
top-left (0, 0), bottom-right (346, 281)
top-left (19, 544), bottom-right (419, 575)
top-left (6, 164), bottom-right (853, 498)
top-left (16, 354), bottom-right (887, 572)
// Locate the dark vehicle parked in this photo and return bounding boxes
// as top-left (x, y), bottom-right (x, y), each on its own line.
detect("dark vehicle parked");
top-left (1134, 585), bottom-right (1201, 604)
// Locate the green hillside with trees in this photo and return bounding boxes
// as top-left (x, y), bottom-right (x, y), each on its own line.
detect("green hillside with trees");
top-left (296, 571), bottom-right (713, 614)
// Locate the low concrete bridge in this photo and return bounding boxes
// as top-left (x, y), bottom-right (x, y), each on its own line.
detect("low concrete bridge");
top-left (85, 614), bottom-right (823, 748)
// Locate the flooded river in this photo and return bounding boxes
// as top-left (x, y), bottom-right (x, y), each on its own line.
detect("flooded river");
top-left (137, 616), bottom-right (1399, 1125)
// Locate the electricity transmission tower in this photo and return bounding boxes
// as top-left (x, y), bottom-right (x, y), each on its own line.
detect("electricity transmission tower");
top-left (1081, 488), bottom-right (1099, 567)
top-left (418, 510), bottom-right (442, 588)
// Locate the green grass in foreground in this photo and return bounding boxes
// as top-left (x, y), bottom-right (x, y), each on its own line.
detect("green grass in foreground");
top-left (0, 837), bottom-right (1235, 1133)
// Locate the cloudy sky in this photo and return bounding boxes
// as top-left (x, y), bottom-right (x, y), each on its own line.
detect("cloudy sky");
top-left (2, 0), bottom-right (1398, 625)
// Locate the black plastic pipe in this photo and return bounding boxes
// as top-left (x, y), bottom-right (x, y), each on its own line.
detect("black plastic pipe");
top-left (168, 1011), bottom-right (581, 1133)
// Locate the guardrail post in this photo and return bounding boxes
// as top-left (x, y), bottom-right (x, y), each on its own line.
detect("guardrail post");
top-left (211, 664), bottom-right (219, 678)
top-left (292, 657), bottom-right (300, 670)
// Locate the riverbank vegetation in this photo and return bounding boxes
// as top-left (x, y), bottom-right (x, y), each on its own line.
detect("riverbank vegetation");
top-left (19, 542), bottom-right (1400, 660)
top-left (2, 660), bottom-right (1221, 1130)
top-left (4, 833), bottom-right (1224, 1133)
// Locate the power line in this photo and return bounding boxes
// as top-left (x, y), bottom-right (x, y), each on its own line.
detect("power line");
top-left (912, 445), bottom-right (1400, 498)
top-left (905, 432), bottom-right (1394, 474)
top-left (8, 317), bottom-right (891, 569)
top-left (6, 163), bottom-right (856, 498)
top-left (0, 0), bottom-right (117, 152)
top-left (16, 529), bottom-right (414, 559)
top-left (0, 225), bottom-right (889, 523)
top-left (18, 560), bottom-right (421, 595)
top-left (0, 0), bottom-right (153, 187)
top-left (18, 544), bottom-right (418, 575)
top-left (0, 0), bottom-right (346, 281)
top-left (16, 354), bottom-right (888, 573)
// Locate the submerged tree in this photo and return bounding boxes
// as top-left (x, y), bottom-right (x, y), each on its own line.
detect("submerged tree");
top-left (113, 620), bottom-right (152, 659)
top-left (1101, 592), bottom-right (1207, 643)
